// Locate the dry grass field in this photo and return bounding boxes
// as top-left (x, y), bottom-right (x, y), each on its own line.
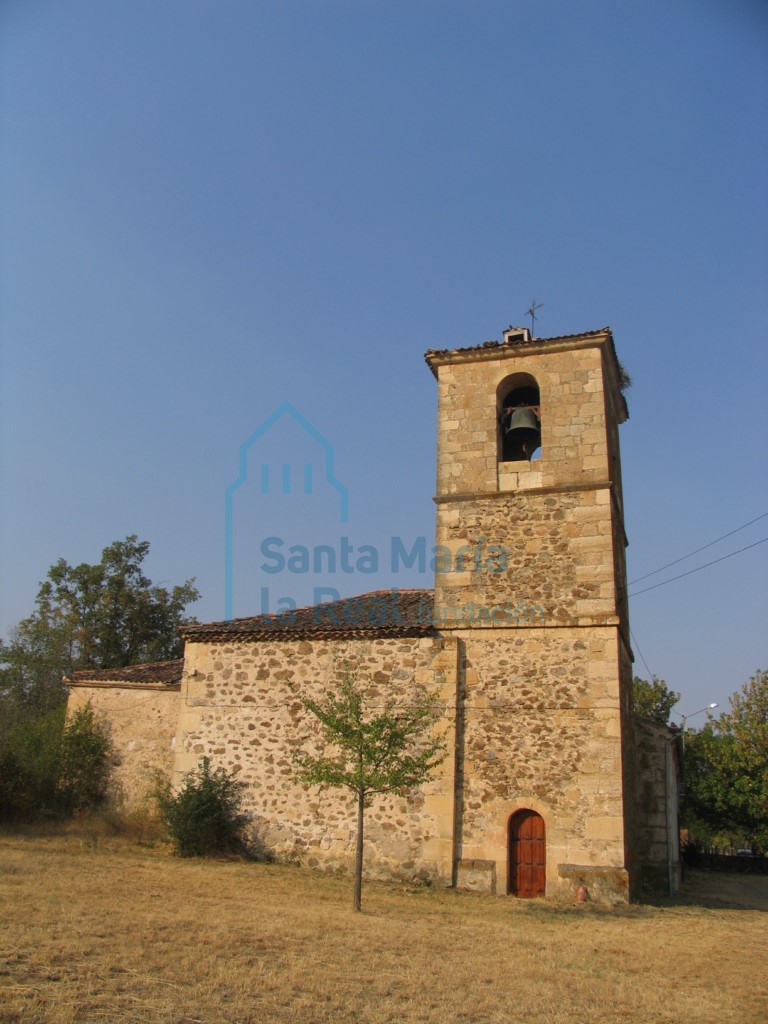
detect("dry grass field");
top-left (1, 829), bottom-right (767, 1024)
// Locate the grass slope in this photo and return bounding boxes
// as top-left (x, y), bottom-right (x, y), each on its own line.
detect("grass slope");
top-left (1, 832), bottom-right (766, 1024)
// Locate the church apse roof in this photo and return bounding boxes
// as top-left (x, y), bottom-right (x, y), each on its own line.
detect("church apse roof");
top-left (179, 589), bottom-right (437, 643)
top-left (66, 658), bottom-right (184, 687)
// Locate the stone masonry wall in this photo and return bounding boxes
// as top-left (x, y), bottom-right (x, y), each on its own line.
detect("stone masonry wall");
top-left (435, 345), bottom-right (610, 497)
top-left (174, 636), bottom-right (458, 883)
top-left (618, 637), bottom-right (639, 892)
top-left (434, 486), bottom-right (616, 628)
top-left (67, 684), bottom-right (181, 807)
top-left (634, 715), bottom-right (681, 894)
top-left (454, 627), bottom-right (628, 900)
top-left (432, 342), bottom-right (622, 632)
top-left (430, 335), bottom-right (633, 900)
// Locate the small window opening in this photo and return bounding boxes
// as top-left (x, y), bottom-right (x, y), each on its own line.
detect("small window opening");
top-left (500, 383), bottom-right (541, 462)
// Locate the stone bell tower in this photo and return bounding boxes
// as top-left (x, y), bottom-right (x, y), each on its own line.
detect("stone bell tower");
top-left (425, 326), bottom-right (636, 901)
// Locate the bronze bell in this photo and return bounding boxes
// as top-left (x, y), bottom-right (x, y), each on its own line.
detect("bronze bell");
top-left (504, 407), bottom-right (541, 461)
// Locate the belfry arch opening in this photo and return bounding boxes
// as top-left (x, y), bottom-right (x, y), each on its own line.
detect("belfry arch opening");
top-left (498, 374), bottom-right (541, 462)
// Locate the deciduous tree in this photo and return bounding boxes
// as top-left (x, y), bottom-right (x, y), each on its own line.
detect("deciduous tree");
top-left (0, 536), bottom-right (198, 820)
top-left (632, 675), bottom-right (680, 724)
top-left (683, 669), bottom-right (768, 852)
top-left (293, 675), bottom-right (447, 911)
top-left (0, 535), bottom-right (199, 714)
top-left (0, 701), bottom-right (112, 821)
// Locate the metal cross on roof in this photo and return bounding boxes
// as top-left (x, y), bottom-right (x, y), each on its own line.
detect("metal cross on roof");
top-left (525, 300), bottom-right (543, 335)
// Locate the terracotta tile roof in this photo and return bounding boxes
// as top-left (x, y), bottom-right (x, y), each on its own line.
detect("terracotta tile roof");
top-left (66, 658), bottom-right (184, 686)
top-left (180, 589), bottom-right (437, 642)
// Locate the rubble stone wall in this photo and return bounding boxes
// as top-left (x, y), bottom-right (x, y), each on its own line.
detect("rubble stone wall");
top-left (435, 345), bottom-right (610, 497)
top-left (452, 627), bottom-right (629, 900)
top-left (634, 715), bottom-right (681, 894)
top-left (433, 486), bottom-right (616, 628)
top-left (67, 683), bottom-right (180, 807)
top-left (174, 636), bottom-right (458, 883)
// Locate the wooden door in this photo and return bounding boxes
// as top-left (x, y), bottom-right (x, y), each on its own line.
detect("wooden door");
top-left (508, 810), bottom-right (546, 897)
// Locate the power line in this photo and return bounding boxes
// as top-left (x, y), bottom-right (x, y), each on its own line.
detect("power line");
top-left (628, 511), bottom-right (768, 585)
top-left (629, 627), bottom-right (655, 680)
top-left (628, 536), bottom-right (768, 597)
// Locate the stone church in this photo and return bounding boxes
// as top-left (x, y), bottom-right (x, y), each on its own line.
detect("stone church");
top-left (67, 325), bottom-right (680, 901)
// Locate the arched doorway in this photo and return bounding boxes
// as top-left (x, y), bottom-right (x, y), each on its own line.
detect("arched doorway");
top-left (508, 809), bottom-right (546, 897)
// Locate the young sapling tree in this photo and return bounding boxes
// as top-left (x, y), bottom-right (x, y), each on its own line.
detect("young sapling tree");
top-left (293, 674), bottom-right (447, 911)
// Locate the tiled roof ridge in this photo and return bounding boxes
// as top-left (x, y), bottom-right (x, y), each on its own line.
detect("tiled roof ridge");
top-left (66, 658), bottom-right (184, 685)
top-left (424, 326), bottom-right (613, 368)
top-left (191, 587), bottom-right (431, 628)
top-left (423, 325), bottom-right (629, 420)
top-left (431, 325), bottom-right (611, 352)
top-left (180, 588), bottom-right (436, 641)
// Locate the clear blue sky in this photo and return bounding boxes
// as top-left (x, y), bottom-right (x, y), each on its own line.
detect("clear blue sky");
top-left (1, 0), bottom-right (766, 720)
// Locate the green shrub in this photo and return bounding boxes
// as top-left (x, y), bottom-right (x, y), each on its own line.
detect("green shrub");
top-left (0, 750), bottom-right (30, 820)
top-left (58, 704), bottom-right (112, 814)
top-left (0, 702), bottom-right (111, 821)
top-left (0, 705), bottom-right (66, 819)
top-left (153, 758), bottom-right (250, 857)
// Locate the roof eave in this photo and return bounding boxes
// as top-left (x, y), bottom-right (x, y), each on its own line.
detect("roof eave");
top-left (425, 328), bottom-right (615, 376)
top-left (424, 327), bottom-right (629, 421)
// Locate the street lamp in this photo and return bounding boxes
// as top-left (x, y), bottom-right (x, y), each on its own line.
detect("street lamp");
top-left (679, 702), bottom-right (719, 731)
top-left (677, 703), bottom-right (718, 751)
